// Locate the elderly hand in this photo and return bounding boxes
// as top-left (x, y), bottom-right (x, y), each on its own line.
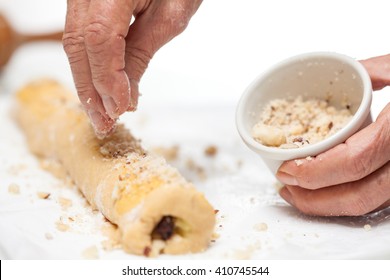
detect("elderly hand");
top-left (63, 0), bottom-right (202, 137)
top-left (277, 54), bottom-right (390, 216)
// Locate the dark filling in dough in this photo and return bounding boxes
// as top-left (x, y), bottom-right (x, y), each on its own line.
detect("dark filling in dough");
top-left (152, 216), bottom-right (175, 241)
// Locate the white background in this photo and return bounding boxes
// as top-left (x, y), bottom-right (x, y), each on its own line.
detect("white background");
top-left (1, 0), bottom-right (390, 264)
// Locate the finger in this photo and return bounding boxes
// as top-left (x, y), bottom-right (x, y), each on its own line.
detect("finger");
top-left (84, 0), bottom-right (135, 118)
top-left (279, 161), bottom-right (390, 216)
top-left (124, 0), bottom-right (203, 111)
top-left (277, 104), bottom-right (390, 189)
top-left (360, 54), bottom-right (390, 91)
top-left (63, 0), bottom-right (115, 135)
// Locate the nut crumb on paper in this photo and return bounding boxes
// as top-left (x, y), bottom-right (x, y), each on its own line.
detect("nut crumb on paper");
top-left (37, 192), bottom-right (51, 199)
top-left (232, 242), bottom-right (261, 260)
top-left (253, 222), bottom-right (268, 232)
top-left (252, 96), bottom-right (352, 148)
top-left (82, 245), bottom-right (99, 259)
top-left (8, 183), bottom-right (20, 194)
top-left (186, 158), bottom-right (207, 181)
top-left (56, 220), bottom-right (70, 232)
top-left (363, 224), bottom-right (372, 231)
top-left (58, 197), bottom-right (73, 210)
top-left (45, 232), bottom-right (53, 240)
top-left (7, 164), bottom-right (27, 176)
top-left (204, 145), bottom-right (218, 157)
top-left (151, 145), bottom-right (180, 162)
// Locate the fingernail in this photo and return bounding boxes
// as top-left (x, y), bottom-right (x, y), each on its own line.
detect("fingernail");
top-left (279, 186), bottom-right (295, 206)
top-left (276, 171), bottom-right (299, 186)
top-left (127, 97), bottom-right (138, 111)
top-left (88, 110), bottom-right (115, 137)
top-left (102, 96), bottom-right (119, 119)
top-left (88, 110), bottom-right (105, 129)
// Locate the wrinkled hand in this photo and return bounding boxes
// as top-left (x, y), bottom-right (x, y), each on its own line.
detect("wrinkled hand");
top-left (277, 54), bottom-right (390, 216)
top-left (63, 0), bottom-right (202, 137)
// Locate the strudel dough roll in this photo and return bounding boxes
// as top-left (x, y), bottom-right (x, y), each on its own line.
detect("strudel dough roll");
top-left (16, 80), bottom-right (215, 256)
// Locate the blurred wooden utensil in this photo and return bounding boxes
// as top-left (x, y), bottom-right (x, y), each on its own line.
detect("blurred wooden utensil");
top-left (0, 13), bottom-right (63, 68)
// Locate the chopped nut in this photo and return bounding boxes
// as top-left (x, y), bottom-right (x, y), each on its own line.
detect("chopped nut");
top-left (363, 224), bottom-right (372, 231)
top-left (294, 159), bottom-right (303, 166)
top-left (58, 197), bottom-right (73, 210)
top-left (252, 123), bottom-right (286, 147)
top-left (81, 246), bottom-right (99, 259)
top-left (151, 145), bottom-right (179, 161)
top-left (204, 145), bottom-right (218, 157)
top-left (37, 192), bottom-right (51, 199)
top-left (45, 232), bottom-right (53, 240)
top-left (292, 137), bottom-right (304, 143)
top-left (55, 220), bottom-right (70, 232)
top-left (252, 96), bottom-right (352, 148)
top-left (8, 183), bottom-right (20, 194)
top-left (253, 222), bottom-right (268, 232)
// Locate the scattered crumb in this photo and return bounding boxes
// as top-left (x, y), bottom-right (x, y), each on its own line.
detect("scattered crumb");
top-left (186, 158), bottom-right (207, 181)
top-left (214, 209), bottom-right (219, 214)
top-left (211, 232), bottom-right (220, 240)
top-left (56, 220), bottom-right (70, 232)
top-left (363, 224), bottom-right (372, 231)
top-left (99, 124), bottom-right (144, 158)
top-left (294, 159), bottom-right (303, 166)
top-left (7, 164), bottom-right (27, 176)
top-left (39, 159), bottom-right (68, 181)
top-left (86, 97), bottom-right (92, 104)
top-left (45, 232), bottom-right (53, 240)
top-left (204, 145), bottom-right (218, 157)
top-left (253, 222), bottom-right (268, 232)
top-left (306, 156), bottom-right (313, 161)
top-left (232, 242), bottom-right (261, 259)
top-left (8, 183), bottom-right (20, 194)
top-left (151, 145), bottom-right (180, 162)
top-left (101, 222), bottom-right (122, 251)
top-left (37, 192), bottom-right (51, 199)
top-left (58, 197), bottom-right (73, 210)
top-left (82, 245), bottom-right (99, 259)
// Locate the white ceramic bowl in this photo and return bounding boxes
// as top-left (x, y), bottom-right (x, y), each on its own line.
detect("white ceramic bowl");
top-left (236, 52), bottom-right (372, 174)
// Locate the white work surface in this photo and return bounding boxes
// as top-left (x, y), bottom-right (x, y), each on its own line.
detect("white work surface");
top-left (0, 0), bottom-right (390, 259)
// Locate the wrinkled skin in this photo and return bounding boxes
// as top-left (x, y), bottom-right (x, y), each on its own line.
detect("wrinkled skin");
top-left (277, 54), bottom-right (390, 216)
top-left (63, 0), bottom-right (202, 137)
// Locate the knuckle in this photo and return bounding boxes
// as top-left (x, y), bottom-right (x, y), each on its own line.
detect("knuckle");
top-left (62, 32), bottom-right (85, 59)
top-left (84, 21), bottom-right (111, 50)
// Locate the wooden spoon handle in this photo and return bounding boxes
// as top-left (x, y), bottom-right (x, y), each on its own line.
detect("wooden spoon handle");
top-left (17, 31), bottom-right (63, 45)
